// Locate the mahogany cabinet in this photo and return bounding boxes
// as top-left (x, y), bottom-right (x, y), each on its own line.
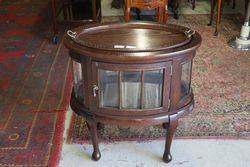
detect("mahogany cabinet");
top-left (64, 22), bottom-right (201, 163)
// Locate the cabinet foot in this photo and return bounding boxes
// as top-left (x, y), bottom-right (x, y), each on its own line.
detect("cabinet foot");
top-left (86, 119), bottom-right (101, 161)
top-left (163, 114), bottom-right (178, 163)
top-left (163, 152), bottom-right (172, 163)
top-left (92, 151), bottom-right (101, 161)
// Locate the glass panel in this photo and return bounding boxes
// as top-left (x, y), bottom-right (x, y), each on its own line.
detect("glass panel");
top-left (143, 69), bottom-right (163, 109)
top-left (72, 60), bottom-right (84, 101)
top-left (99, 70), bottom-right (119, 108)
top-left (181, 61), bottom-right (192, 99)
top-left (121, 71), bottom-right (141, 109)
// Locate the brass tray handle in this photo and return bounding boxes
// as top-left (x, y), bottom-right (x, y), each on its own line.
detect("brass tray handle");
top-left (185, 29), bottom-right (195, 38)
top-left (67, 30), bottom-right (77, 39)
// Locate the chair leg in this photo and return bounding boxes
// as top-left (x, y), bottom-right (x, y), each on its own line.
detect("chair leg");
top-left (163, 114), bottom-right (178, 163)
top-left (208, 0), bottom-right (215, 26)
top-left (86, 119), bottom-right (101, 161)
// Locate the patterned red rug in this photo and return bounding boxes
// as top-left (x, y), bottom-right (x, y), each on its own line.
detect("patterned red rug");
top-left (0, 0), bottom-right (72, 166)
top-left (67, 14), bottom-right (250, 144)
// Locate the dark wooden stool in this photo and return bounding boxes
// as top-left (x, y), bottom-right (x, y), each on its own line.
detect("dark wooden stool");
top-left (124, 0), bottom-right (168, 23)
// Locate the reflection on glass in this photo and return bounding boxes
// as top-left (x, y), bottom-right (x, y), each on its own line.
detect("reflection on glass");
top-left (143, 69), bottom-right (163, 109)
top-left (121, 71), bottom-right (141, 109)
top-left (72, 60), bottom-right (84, 100)
top-left (181, 61), bottom-right (192, 99)
top-left (99, 70), bottom-right (119, 108)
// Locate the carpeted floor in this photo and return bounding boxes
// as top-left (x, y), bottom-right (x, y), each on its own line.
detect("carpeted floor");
top-left (67, 14), bottom-right (250, 144)
top-left (0, 0), bottom-right (72, 166)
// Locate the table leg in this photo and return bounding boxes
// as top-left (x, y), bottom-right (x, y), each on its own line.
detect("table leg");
top-left (192, 0), bottom-right (196, 10)
top-left (124, 7), bottom-right (131, 21)
top-left (246, 0), bottom-right (249, 12)
top-left (92, 0), bottom-right (97, 22)
top-left (208, 0), bottom-right (215, 26)
top-left (156, 8), bottom-right (159, 21)
top-left (158, 7), bottom-right (164, 23)
top-left (51, 0), bottom-right (58, 44)
top-left (214, 0), bottom-right (222, 36)
top-left (172, 0), bottom-right (179, 19)
top-left (67, 0), bottom-right (72, 28)
top-left (86, 119), bottom-right (101, 161)
top-left (62, 1), bottom-right (67, 21)
top-left (163, 9), bottom-right (168, 23)
top-left (163, 114), bottom-right (178, 163)
top-left (163, 0), bottom-right (169, 23)
top-left (135, 8), bottom-right (141, 20)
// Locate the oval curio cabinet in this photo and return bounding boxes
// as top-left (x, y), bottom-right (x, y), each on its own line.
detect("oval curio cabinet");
top-left (63, 22), bottom-right (201, 163)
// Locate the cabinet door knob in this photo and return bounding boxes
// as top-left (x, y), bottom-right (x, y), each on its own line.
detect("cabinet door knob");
top-left (92, 85), bottom-right (99, 97)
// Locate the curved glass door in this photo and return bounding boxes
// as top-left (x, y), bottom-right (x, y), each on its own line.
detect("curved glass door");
top-left (99, 70), bottom-right (119, 108)
top-left (72, 60), bottom-right (84, 101)
top-left (180, 61), bottom-right (192, 100)
top-left (98, 67), bottom-right (165, 110)
top-left (121, 71), bottom-right (141, 109)
top-left (143, 69), bottom-right (163, 109)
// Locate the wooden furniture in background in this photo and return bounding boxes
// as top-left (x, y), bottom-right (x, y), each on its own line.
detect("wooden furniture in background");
top-left (64, 22), bottom-right (201, 163)
top-left (51, 0), bottom-right (71, 44)
top-left (188, 0), bottom-right (196, 10)
top-left (124, 0), bottom-right (168, 23)
top-left (51, 0), bottom-right (101, 44)
top-left (169, 0), bottom-right (195, 19)
top-left (208, 0), bottom-right (249, 36)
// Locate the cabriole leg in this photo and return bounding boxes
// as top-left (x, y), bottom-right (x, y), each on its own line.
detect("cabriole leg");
top-left (163, 114), bottom-right (178, 163)
top-left (86, 119), bottom-right (101, 161)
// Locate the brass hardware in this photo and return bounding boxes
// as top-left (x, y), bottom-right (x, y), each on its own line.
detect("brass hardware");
top-left (67, 30), bottom-right (77, 39)
top-left (93, 85), bottom-right (99, 97)
top-left (184, 29), bottom-right (195, 38)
